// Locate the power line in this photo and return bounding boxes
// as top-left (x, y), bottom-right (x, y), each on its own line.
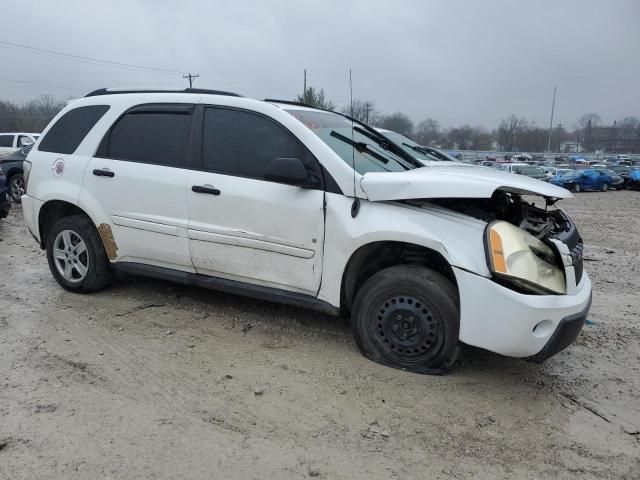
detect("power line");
top-left (0, 77), bottom-right (86, 93)
top-left (0, 40), bottom-right (186, 76)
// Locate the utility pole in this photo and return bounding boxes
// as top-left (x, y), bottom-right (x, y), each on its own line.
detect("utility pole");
top-left (547, 86), bottom-right (557, 152)
top-left (363, 102), bottom-right (372, 123)
top-left (183, 72), bottom-right (199, 88)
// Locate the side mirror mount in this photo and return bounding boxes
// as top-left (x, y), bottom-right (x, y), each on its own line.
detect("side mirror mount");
top-left (264, 157), bottom-right (319, 188)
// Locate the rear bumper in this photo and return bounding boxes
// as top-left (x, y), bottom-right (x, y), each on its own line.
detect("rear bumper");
top-left (21, 194), bottom-right (43, 243)
top-left (454, 267), bottom-right (592, 358)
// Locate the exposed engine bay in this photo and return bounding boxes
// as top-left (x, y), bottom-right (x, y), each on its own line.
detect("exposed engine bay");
top-left (426, 191), bottom-right (573, 240)
top-left (419, 190), bottom-right (584, 286)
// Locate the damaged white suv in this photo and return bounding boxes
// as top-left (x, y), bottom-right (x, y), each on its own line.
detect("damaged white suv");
top-left (21, 88), bottom-right (591, 373)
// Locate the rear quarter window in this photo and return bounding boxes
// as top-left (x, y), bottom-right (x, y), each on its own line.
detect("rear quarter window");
top-left (38, 105), bottom-right (110, 154)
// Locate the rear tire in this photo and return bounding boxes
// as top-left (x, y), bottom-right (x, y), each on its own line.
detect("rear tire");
top-left (601, 182), bottom-right (609, 192)
top-left (351, 265), bottom-right (460, 375)
top-left (46, 215), bottom-right (113, 293)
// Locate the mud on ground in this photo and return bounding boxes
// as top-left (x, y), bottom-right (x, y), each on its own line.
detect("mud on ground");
top-left (0, 192), bottom-right (639, 479)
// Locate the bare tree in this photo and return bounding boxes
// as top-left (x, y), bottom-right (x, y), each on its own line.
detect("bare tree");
top-left (497, 115), bottom-right (529, 151)
top-left (0, 95), bottom-right (67, 132)
top-left (341, 99), bottom-right (377, 123)
top-left (575, 113), bottom-right (602, 130)
top-left (414, 119), bottom-right (441, 146)
top-left (379, 112), bottom-right (414, 137)
top-left (618, 116), bottom-right (640, 129)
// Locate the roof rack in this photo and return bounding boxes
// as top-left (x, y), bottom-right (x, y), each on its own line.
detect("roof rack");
top-left (85, 88), bottom-right (242, 98)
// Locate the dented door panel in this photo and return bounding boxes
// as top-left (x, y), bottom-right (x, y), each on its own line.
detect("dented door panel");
top-left (187, 171), bottom-right (325, 294)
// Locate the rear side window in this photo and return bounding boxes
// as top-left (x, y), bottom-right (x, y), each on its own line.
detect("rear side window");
top-left (202, 107), bottom-right (313, 180)
top-left (0, 135), bottom-right (14, 147)
top-left (99, 105), bottom-right (193, 167)
top-left (39, 105), bottom-right (109, 154)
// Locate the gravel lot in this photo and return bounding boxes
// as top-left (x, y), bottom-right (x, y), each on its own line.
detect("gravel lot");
top-left (1, 192), bottom-right (639, 479)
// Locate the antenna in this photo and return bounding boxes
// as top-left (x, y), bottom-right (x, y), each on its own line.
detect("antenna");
top-left (349, 69), bottom-right (360, 218)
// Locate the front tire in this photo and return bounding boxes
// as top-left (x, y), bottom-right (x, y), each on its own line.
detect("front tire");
top-left (46, 215), bottom-right (113, 293)
top-left (351, 265), bottom-right (460, 374)
top-left (8, 173), bottom-right (25, 203)
top-left (601, 182), bottom-right (609, 192)
top-left (573, 183), bottom-right (582, 193)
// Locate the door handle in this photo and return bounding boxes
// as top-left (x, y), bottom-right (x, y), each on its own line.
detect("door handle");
top-left (192, 185), bottom-right (221, 195)
top-left (93, 168), bottom-right (115, 178)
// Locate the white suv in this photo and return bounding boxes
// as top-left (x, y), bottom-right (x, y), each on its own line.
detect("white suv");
top-left (21, 88), bottom-right (592, 373)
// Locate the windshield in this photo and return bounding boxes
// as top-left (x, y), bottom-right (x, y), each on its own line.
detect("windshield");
top-left (561, 170), bottom-right (577, 177)
top-left (285, 110), bottom-right (421, 174)
top-left (378, 130), bottom-right (455, 163)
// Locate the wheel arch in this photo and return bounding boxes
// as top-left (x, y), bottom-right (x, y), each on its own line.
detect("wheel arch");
top-left (4, 166), bottom-right (23, 181)
top-left (340, 240), bottom-right (459, 315)
top-left (38, 200), bottom-right (96, 249)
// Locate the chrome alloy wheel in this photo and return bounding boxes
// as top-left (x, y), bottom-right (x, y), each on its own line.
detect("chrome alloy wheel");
top-left (53, 229), bottom-right (89, 283)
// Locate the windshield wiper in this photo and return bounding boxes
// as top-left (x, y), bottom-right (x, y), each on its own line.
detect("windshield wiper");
top-left (330, 130), bottom-right (390, 165)
top-left (402, 142), bottom-right (431, 155)
top-left (352, 126), bottom-right (421, 169)
top-left (402, 143), bottom-right (452, 161)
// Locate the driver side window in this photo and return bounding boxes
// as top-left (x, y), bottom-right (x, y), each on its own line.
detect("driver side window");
top-left (202, 107), bottom-right (321, 185)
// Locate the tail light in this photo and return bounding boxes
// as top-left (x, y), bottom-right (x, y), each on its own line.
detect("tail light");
top-left (23, 160), bottom-right (32, 193)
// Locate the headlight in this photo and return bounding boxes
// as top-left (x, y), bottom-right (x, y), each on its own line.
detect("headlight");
top-left (485, 221), bottom-right (566, 294)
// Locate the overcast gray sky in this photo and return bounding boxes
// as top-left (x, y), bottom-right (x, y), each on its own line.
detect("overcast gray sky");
top-left (1, 0), bottom-right (638, 128)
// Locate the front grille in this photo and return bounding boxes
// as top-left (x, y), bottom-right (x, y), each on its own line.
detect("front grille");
top-left (571, 240), bottom-right (584, 284)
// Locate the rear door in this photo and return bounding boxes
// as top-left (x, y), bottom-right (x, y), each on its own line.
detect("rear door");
top-left (187, 106), bottom-right (325, 294)
top-left (81, 103), bottom-right (196, 270)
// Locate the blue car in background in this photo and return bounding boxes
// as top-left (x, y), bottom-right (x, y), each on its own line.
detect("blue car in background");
top-left (550, 168), bottom-right (613, 192)
top-left (0, 169), bottom-right (11, 219)
top-left (629, 169), bottom-right (640, 190)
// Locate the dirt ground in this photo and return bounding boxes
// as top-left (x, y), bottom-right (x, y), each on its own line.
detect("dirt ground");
top-left (1, 192), bottom-right (639, 480)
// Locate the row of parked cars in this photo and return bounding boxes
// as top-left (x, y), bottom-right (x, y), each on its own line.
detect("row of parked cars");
top-left (504, 162), bottom-right (640, 192)
top-left (1, 133), bottom-right (41, 219)
top-left (371, 131), bottom-right (640, 193)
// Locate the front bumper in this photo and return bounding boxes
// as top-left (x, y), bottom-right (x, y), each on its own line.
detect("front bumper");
top-left (454, 267), bottom-right (592, 358)
top-left (0, 199), bottom-right (9, 218)
top-left (528, 294), bottom-right (591, 362)
top-left (0, 187), bottom-right (9, 219)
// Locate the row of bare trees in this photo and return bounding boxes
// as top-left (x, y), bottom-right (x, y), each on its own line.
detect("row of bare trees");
top-left (0, 95), bottom-right (68, 133)
top-left (296, 87), bottom-right (639, 152)
top-left (1, 90), bottom-right (638, 153)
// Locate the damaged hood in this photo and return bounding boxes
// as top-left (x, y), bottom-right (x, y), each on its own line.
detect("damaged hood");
top-left (361, 163), bottom-right (572, 201)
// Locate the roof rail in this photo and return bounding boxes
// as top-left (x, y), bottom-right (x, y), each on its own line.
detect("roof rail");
top-left (264, 98), bottom-right (316, 109)
top-left (85, 88), bottom-right (242, 98)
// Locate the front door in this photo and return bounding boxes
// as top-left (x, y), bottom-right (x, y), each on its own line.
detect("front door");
top-left (187, 106), bottom-right (325, 294)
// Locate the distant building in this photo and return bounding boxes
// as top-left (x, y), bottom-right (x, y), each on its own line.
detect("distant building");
top-left (560, 141), bottom-right (581, 153)
top-left (585, 122), bottom-right (640, 153)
